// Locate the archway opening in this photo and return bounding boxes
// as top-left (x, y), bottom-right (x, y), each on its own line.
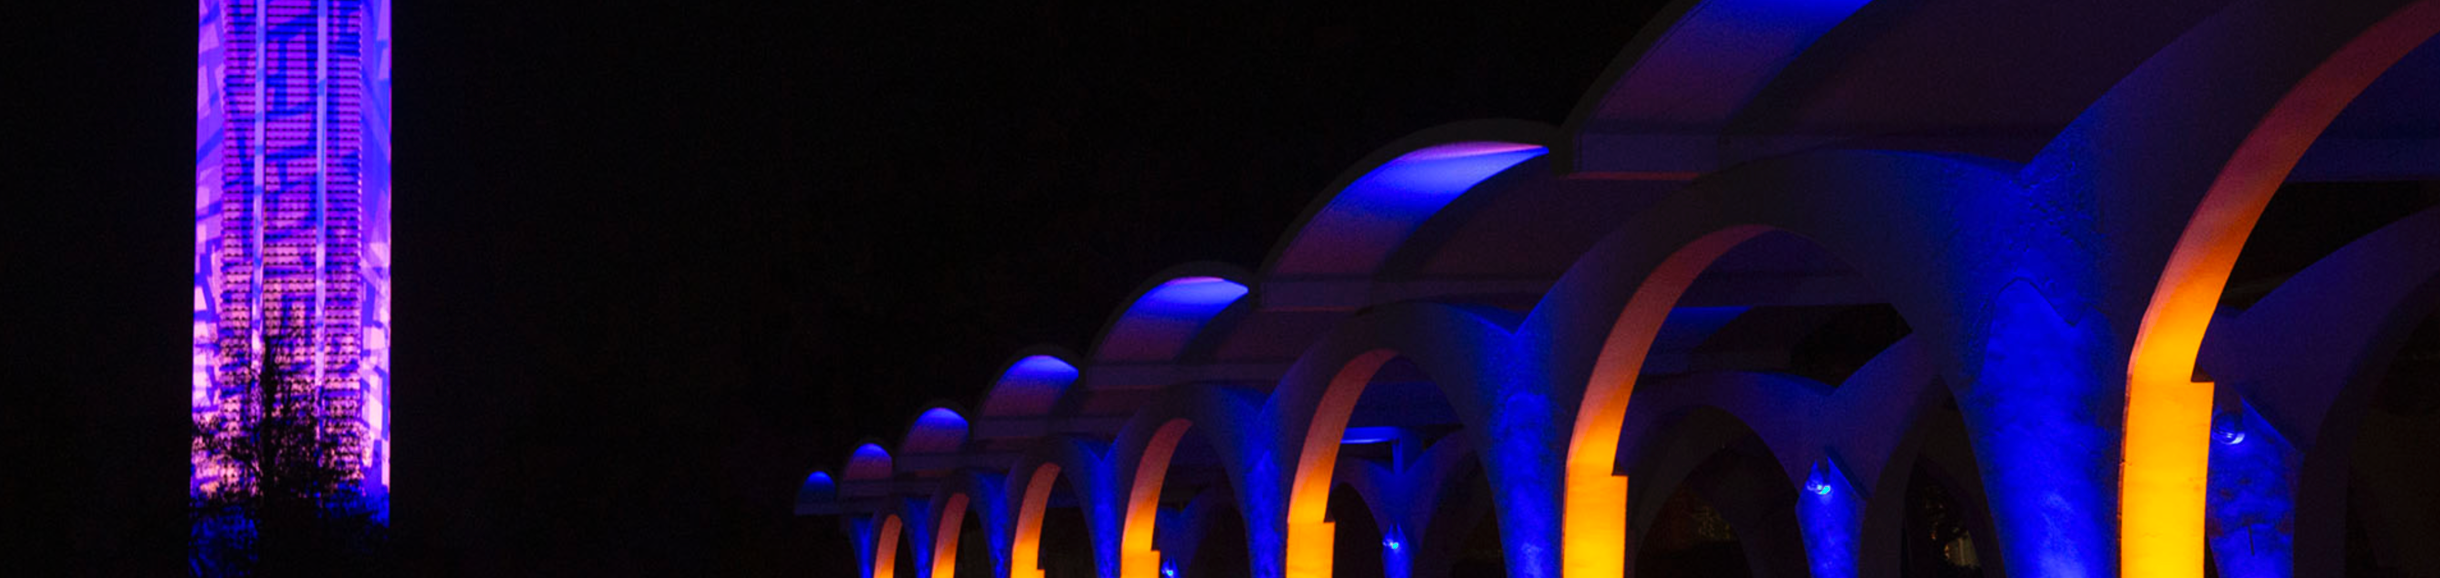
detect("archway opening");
top-left (1329, 482), bottom-right (1388, 578)
top-left (1123, 418), bottom-right (1241, 578)
top-left (1573, 227), bottom-right (1908, 578)
top-left (1289, 352), bottom-right (1471, 578)
top-left (954, 501), bottom-right (989, 578)
top-left (1663, 231), bottom-right (1910, 387)
top-left (2343, 311), bottom-right (2440, 575)
top-left (1441, 466), bottom-right (1506, 578)
top-left (1185, 498), bottom-right (1252, 578)
top-left (1038, 475), bottom-right (1093, 578)
top-left (2123, 18), bottom-right (2440, 575)
top-left (883, 515), bottom-right (916, 578)
top-left (1623, 408), bottom-right (1805, 578)
top-left (1861, 383), bottom-right (2001, 578)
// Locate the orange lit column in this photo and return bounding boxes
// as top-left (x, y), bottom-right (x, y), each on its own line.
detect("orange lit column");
top-left (1564, 227), bottom-right (1767, 578)
top-left (1120, 421), bottom-right (1192, 578)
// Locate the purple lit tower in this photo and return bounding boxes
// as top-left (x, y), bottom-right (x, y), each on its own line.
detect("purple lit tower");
top-left (193, 0), bottom-right (390, 507)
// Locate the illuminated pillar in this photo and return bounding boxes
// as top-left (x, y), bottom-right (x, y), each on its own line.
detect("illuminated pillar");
top-left (1795, 459), bottom-right (1860, 578)
top-left (194, 0), bottom-right (391, 508)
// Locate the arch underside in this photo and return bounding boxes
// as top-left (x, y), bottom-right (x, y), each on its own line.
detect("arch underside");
top-left (804, 3), bottom-right (2440, 578)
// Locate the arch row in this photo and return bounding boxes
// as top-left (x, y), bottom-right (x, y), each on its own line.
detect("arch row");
top-left (804, 1), bottom-right (2440, 577)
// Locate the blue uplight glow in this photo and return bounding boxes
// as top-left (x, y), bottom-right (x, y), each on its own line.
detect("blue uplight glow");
top-left (1098, 276), bottom-right (1252, 361)
top-left (1009, 355), bottom-right (1081, 381)
top-left (1143, 276), bottom-right (1251, 307)
top-left (1798, 458), bottom-right (1860, 578)
top-left (800, 472), bottom-right (837, 502)
top-left (2212, 411), bottom-right (2246, 446)
top-left (903, 408), bottom-right (970, 454)
top-left (1272, 142), bottom-right (1547, 276)
top-left (986, 355), bottom-right (1082, 416)
top-left (846, 443), bottom-right (893, 481)
top-left (1162, 560), bottom-right (1178, 577)
top-left (2205, 399), bottom-right (2295, 577)
top-left (1341, 426), bottom-right (1403, 445)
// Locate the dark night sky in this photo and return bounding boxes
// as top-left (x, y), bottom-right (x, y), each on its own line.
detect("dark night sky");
top-left (2, 1), bottom-right (1662, 574)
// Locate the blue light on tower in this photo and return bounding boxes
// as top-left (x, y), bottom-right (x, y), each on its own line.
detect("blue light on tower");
top-left (1162, 560), bottom-right (1178, 577)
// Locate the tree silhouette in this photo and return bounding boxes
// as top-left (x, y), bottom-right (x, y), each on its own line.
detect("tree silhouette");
top-left (192, 302), bottom-right (389, 576)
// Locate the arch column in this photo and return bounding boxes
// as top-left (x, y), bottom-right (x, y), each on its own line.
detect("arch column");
top-left (2190, 207), bottom-right (2440, 576)
top-left (2027, 0), bottom-right (2440, 575)
top-left (1006, 438), bottom-right (1126, 578)
top-left (1532, 148), bottom-right (2121, 578)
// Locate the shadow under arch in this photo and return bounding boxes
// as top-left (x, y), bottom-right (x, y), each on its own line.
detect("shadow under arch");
top-left (1620, 405), bottom-right (1807, 578)
top-left (1857, 382), bottom-right (2002, 578)
top-left (2191, 205), bottom-right (2440, 576)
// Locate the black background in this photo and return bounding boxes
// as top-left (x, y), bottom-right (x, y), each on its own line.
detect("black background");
top-left (1, 1), bottom-right (1659, 574)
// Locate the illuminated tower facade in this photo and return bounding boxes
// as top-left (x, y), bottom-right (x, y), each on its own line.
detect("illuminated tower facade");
top-left (193, 0), bottom-right (391, 504)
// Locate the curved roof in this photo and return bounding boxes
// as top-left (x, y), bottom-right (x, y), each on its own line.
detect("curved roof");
top-left (797, 471), bottom-right (836, 503)
top-left (979, 354), bottom-right (1081, 418)
top-left (1266, 141), bottom-right (1550, 279)
top-left (1089, 271), bottom-right (1253, 363)
top-left (898, 406), bottom-right (971, 455)
top-left (841, 443), bottom-right (893, 484)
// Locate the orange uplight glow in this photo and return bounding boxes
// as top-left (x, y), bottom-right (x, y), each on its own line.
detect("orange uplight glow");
top-left (874, 515), bottom-right (903, 578)
top-left (1121, 420), bottom-right (1192, 578)
top-left (2119, 4), bottom-right (2440, 576)
top-left (1565, 226), bottom-right (1767, 578)
top-left (1285, 351), bottom-right (1399, 578)
top-left (1010, 465), bottom-right (1061, 578)
top-left (930, 494), bottom-right (971, 578)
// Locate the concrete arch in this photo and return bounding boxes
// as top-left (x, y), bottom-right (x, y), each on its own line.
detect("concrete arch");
top-left (979, 349), bottom-right (1084, 420)
top-left (1561, 0), bottom-right (1876, 175)
top-left (1109, 384), bottom-right (1264, 578)
top-left (2028, 1), bottom-right (2440, 574)
top-left (922, 471), bottom-right (1011, 578)
top-left (2192, 205), bottom-right (2440, 576)
top-left (1618, 404), bottom-right (1809, 578)
top-left (898, 405), bottom-right (974, 471)
top-left (1385, 434), bottom-right (1488, 578)
top-left (1085, 266), bottom-right (1255, 365)
top-left (798, 470), bottom-right (839, 515)
top-left (868, 512), bottom-right (908, 578)
top-left (1326, 432), bottom-right (1491, 578)
top-left (1005, 436), bottom-right (1117, 578)
top-left (1160, 481), bottom-right (1243, 578)
top-left (1607, 336), bottom-right (1960, 578)
top-left (1524, 149), bottom-right (2039, 578)
top-left (1260, 121), bottom-right (1556, 282)
top-left (1854, 387), bottom-right (2002, 578)
top-left (1611, 335), bottom-right (1941, 495)
top-left (1262, 301), bottom-right (1524, 578)
top-left (845, 441), bottom-right (897, 498)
